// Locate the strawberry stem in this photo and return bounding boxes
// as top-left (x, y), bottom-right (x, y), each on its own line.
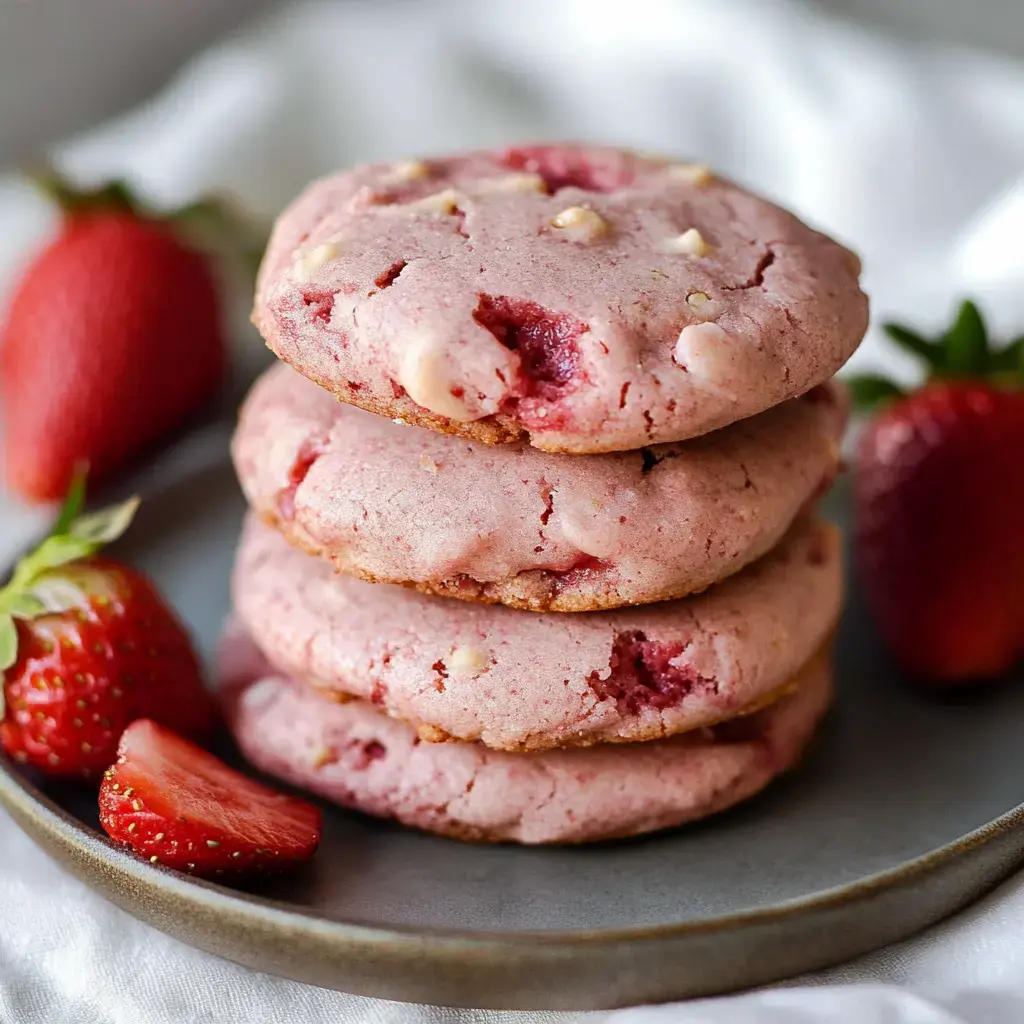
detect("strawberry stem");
top-left (53, 463), bottom-right (89, 536)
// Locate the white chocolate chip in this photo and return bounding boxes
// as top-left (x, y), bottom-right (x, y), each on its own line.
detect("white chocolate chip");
top-left (472, 173), bottom-right (546, 195)
top-left (551, 205), bottom-right (607, 242)
top-left (242, 678), bottom-right (281, 711)
top-left (419, 454), bottom-right (439, 472)
top-left (292, 240), bottom-right (343, 282)
top-left (387, 159), bottom-right (430, 183)
top-left (667, 162), bottom-right (713, 186)
top-left (449, 646), bottom-right (490, 677)
top-left (659, 228), bottom-right (709, 257)
top-left (397, 330), bottom-right (476, 421)
top-left (686, 291), bottom-right (724, 321)
top-left (406, 188), bottom-right (462, 215)
top-left (310, 746), bottom-right (334, 769)
top-left (672, 323), bottom-right (739, 398)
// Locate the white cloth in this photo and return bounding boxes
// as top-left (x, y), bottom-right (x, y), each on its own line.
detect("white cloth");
top-left (1, 1), bottom-right (1023, 1020)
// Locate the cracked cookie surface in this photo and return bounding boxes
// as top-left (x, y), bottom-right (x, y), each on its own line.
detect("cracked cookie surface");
top-left (231, 515), bottom-right (842, 751)
top-left (220, 623), bottom-right (833, 844)
top-left (253, 144), bottom-right (868, 452)
top-left (235, 362), bottom-right (847, 610)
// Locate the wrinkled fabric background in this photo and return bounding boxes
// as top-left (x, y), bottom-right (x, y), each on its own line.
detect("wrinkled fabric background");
top-left (1, 1), bottom-right (1024, 1020)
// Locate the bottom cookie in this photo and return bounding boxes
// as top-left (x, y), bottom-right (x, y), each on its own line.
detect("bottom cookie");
top-left (220, 626), bottom-right (833, 845)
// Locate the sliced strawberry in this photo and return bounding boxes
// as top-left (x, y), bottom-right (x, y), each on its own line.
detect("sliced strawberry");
top-left (99, 720), bottom-right (322, 877)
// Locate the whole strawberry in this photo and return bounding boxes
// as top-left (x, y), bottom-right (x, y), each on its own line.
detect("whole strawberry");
top-left (0, 175), bottom-right (230, 502)
top-left (851, 301), bottom-right (1024, 682)
top-left (0, 480), bottom-right (216, 776)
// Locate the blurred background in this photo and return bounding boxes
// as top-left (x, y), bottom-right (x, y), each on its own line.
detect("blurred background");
top-left (1, 0), bottom-right (1023, 380)
top-left (2, 0), bottom-right (1024, 160)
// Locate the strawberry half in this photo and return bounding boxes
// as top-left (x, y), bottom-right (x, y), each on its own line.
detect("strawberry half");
top-left (100, 719), bottom-right (322, 877)
top-left (0, 477), bottom-right (216, 776)
top-left (850, 301), bottom-right (1024, 682)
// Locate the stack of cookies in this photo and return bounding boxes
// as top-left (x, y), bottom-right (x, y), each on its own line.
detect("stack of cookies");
top-left (221, 145), bottom-right (867, 844)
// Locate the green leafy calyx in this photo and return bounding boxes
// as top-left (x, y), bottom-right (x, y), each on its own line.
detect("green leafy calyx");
top-left (847, 300), bottom-right (1024, 412)
top-left (0, 474), bottom-right (139, 672)
top-left (28, 167), bottom-right (139, 218)
top-left (26, 167), bottom-right (268, 277)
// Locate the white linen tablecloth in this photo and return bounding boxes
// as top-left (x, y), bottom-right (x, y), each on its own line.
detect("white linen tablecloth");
top-left (2, 1), bottom-right (1024, 1020)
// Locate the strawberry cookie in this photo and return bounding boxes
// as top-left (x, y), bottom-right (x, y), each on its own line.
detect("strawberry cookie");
top-left (221, 624), bottom-right (833, 844)
top-left (253, 144), bottom-right (867, 453)
top-left (232, 515), bottom-right (842, 752)
top-left (235, 363), bottom-right (845, 611)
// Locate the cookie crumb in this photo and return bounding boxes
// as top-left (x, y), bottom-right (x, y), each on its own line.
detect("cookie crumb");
top-left (417, 723), bottom-right (450, 743)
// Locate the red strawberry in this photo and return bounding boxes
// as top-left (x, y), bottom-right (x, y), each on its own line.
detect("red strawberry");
top-left (851, 301), bottom-right (1024, 682)
top-left (0, 174), bottom-right (248, 502)
top-left (0, 482), bottom-right (216, 776)
top-left (100, 719), bottom-right (322, 877)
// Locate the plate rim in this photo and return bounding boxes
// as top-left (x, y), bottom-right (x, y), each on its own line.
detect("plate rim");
top-left (2, 748), bottom-right (1023, 949)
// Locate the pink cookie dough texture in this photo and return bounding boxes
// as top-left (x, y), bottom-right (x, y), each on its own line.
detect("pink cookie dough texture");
top-left (220, 624), bottom-right (833, 844)
top-left (231, 514), bottom-right (842, 752)
top-left (234, 362), bottom-right (846, 611)
top-left (253, 144), bottom-right (868, 453)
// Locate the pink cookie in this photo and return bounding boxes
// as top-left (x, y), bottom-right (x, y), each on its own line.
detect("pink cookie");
top-left (234, 362), bottom-right (845, 611)
top-left (220, 624), bottom-right (833, 844)
top-left (253, 144), bottom-right (867, 453)
top-left (232, 515), bottom-right (841, 751)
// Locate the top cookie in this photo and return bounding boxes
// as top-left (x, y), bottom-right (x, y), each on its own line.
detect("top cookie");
top-left (254, 144), bottom-right (868, 453)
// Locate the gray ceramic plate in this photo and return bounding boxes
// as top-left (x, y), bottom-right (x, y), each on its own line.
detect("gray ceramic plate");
top-left (1, 429), bottom-right (1023, 1012)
